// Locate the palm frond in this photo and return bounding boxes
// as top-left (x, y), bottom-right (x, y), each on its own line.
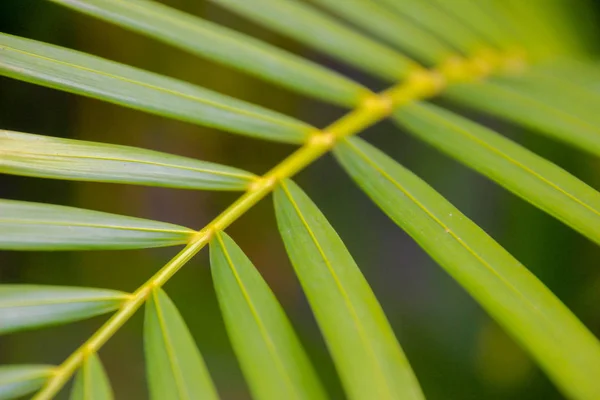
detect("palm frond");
top-left (0, 0), bottom-right (599, 399)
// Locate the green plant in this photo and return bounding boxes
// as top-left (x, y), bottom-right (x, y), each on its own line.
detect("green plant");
top-left (1, 0), bottom-right (600, 399)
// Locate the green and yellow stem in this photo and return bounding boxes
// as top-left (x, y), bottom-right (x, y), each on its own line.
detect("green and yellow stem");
top-left (33, 49), bottom-right (525, 400)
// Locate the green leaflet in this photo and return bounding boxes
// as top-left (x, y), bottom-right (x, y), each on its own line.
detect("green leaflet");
top-left (0, 130), bottom-right (256, 191)
top-left (392, 102), bottom-right (600, 246)
top-left (209, 0), bottom-right (416, 81)
top-left (47, 0), bottom-right (369, 107)
top-left (70, 354), bottom-right (114, 400)
top-left (443, 80), bottom-right (600, 157)
top-left (0, 285), bottom-right (129, 334)
top-left (144, 288), bottom-right (218, 400)
top-left (310, 0), bottom-right (452, 65)
top-left (209, 232), bottom-right (327, 400)
top-left (334, 137), bottom-right (600, 400)
top-left (0, 365), bottom-right (54, 400)
top-left (0, 33), bottom-right (312, 144)
top-left (0, 199), bottom-right (194, 250)
top-left (377, 0), bottom-right (485, 55)
top-left (274, 180), bottom-right (424, 400)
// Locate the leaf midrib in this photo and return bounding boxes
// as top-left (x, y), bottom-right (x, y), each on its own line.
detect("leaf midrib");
top-left (1, 148), bottom-right (255, 181)
top-left (215, 233), bottom-right (299, 399)
top-left (151, 290), bottom-right (190, 400)
top-left (280, 181), bottom-right (392, 400)
top-left (0, 43), bottom-right (309, 134)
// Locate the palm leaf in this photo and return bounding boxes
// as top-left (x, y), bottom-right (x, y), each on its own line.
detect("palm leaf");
top-left (274, 180), bottom-right (424, 400)
top-left (392, 102), bottom-right (600, 245)
top-left (210, 231), bottom-right (327, 400)
top-left (70, 354), bottom-right (113, 400)
top-left (144, 288), bottom-right (218, 400)
top-left (0, 130), bottom-right (256, 191)
top-left (0, 365), bottom-right (54, 400)
top-left (334, 137), bottom-right (600, 400)
top-left (0, 33), bottom-right (312, 143)
top-left (0, 199), bottom-right (194, 250)
top-left (0, 285), bottom-right (129, 334)
top-left (209, 0), bottom-right (417, 80)
top-left (47, 0), bottom-right (369, 107)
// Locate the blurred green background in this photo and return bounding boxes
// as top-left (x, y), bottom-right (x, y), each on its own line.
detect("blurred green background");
top-left (1, 1), bottom-right (600, 399)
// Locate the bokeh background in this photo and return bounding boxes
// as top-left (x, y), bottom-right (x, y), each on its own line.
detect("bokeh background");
top-left (1, 1), bottom-right (600, 399)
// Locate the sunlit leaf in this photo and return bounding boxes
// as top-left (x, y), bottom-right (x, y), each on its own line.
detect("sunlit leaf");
top-left (144, 288), bottom-right (218, 400)
top-left (393, 102), bottom-right (600, 245)
top-left (0, 130), bottom-right (256, 191)
top-left (0, 365), bottom-right (53, 400)
top-left (310, 0), bottom-right (452, 64)
top-left (210, 232), bottom-right (326, 400)
top-left (0, 199), bottom-right (194, 250)
top-left (334, 137), bottom-right (600, 400)
top-left (70, 354), bottom-right (113, 400)
top-left (0, 285), bottom-right (128, 334)
top-left (210, 0), bottom-right (417, 81)
top-left (0, 33), bottom-right (312, 144)
top-left (274, 180), bottom-right (424, 400)
top-left (47, 0), bottom-right (369, 107)
top-left (444, 80), bottom-right (600, 157)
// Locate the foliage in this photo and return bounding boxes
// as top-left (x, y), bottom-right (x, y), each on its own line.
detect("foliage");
top-left (1, 0), bottom-right (600, 399)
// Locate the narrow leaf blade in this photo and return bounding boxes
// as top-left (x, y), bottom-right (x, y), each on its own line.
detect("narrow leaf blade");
top-left (0, 365), bottom-right (54, 400)
top-left (48, 0), bottom-right (370, 107)
top-left (144, 288), bottom-right (218, 400)
top-left (334, 137), bottom-right (600, 400)
top-left (0, 199), bottom-right (194, 250)
top-left (443, 80), bottom-right (600, 157)
top-left (274, 180), bottom-right (424, 400)
top-left (0, 33), bottom-right (312, 144)
top-left (0, 285), bottom-right (128, 334)
top-left (209, 232), bottom-right (326, 400)
top-left (210, 0), bottom-right (416, 81)
top-left (393, 102), bottom-right (600, 245)
top-left (0, 130), bottom-right (256, 191)
top-left (70, 354), bottom-right (114, 400)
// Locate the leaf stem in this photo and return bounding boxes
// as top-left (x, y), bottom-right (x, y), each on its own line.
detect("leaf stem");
top-left (33, 49), bottom-right (523, 400)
